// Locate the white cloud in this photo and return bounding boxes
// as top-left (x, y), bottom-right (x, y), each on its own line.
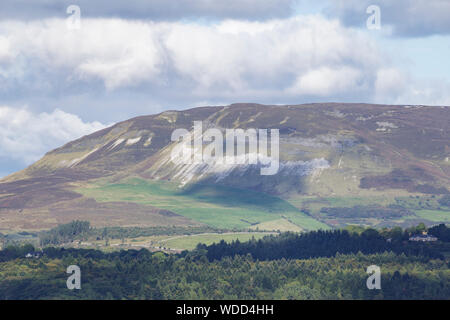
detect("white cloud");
top-left (373, 68), bottom-right (450, 106)
top-left (74, 20), bottom-right (165, 89)
top-left (393, 79), bottom-right (450, 106)
top-left (0, 14), bottom-right (447, 122)
top-left (0, 36), bottom-right (14, 62)
top-left (164, 17), bottom-right (382, 96)
top-left (288, 66), bottom-right (364, 96)
top-left (0, 16), bottom-right (384, 95)
top-left (2, 19), bottom-right (166, 90)
top-left (375, 68), bottom-right (407, 99)
top-left (0, 106), bottom-right (107, 164)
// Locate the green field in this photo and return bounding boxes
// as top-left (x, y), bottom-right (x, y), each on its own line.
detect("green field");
top-left (414, 210), bottom-right (450, 222)
top-left (80, 232), bottom-right (274, 252)
top-left (76, 177), bottom-right (449, 231)
top-left (76, 178), bottom-right (329, 230)
top-left (160, 232), bottom-right (272, 250)
top-left (250, 218), bottom-right (303, 232)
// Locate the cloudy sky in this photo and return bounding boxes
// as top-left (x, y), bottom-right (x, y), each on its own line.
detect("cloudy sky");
top-left (0, 0), bottom-right (449, 177)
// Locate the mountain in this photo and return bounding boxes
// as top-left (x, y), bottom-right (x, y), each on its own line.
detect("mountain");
top-left (0, 103), bottom-right (449, 232)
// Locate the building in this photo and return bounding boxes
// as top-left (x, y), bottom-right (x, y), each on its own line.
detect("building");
top-left (409, 234), bottom-right (438, 242)
top-left (25, 252), bottom-right (41, 259)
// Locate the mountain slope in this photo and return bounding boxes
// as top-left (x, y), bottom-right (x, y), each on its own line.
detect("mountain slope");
top-left (0, 103), bottom-right (449, 232)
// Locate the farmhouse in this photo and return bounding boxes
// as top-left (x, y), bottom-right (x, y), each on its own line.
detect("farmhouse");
top-left (25, 252), bottom-right (41, 259)
top-left (409, 234), bottom-right (438, 242)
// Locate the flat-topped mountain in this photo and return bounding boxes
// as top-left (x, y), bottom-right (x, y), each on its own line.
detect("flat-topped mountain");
top-left (1, 103), bottom-right (449, 232)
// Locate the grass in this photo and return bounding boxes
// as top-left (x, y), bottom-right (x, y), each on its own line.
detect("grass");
top-left (160, 232), bottom-right (272, 250)
top-left (413, 210), bottom-right (450, 223)
top-left (76, 178), bottom-right (329, 231)
top-left (76, 177), bottom-right (447, 231)
top-left (284, 212), bottom-right (330, 230)
top-left (250, 218), bottom-right (303, 232)
top-left (83, 232), bottom-right (274, 251)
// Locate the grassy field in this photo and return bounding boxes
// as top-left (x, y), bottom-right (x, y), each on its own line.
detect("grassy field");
top-left (413, 210), bottom-right (450, 222)
top-left (84, 232), bottom-right (274, 251)
top-left (76, 178), bottom-right (329, 231)
top-left (75, 177), bottom-right (448, 231)
top-left (160, 232), bottom-right (272, 250)
top-left (250, 218), bottom-right (303, 232)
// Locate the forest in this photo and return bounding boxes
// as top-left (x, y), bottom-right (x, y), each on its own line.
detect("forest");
top-left (198, 224), bottom-right (450, 261)
top-left (0, 224), bottom-right (449, 300)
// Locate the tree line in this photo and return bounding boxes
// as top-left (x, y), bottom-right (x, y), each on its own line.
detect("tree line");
top-left (197, 225), bottom-right (450, 261)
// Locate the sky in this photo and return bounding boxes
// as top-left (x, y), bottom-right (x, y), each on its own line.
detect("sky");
top-left (0, 0), bottom-right (449, 177)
